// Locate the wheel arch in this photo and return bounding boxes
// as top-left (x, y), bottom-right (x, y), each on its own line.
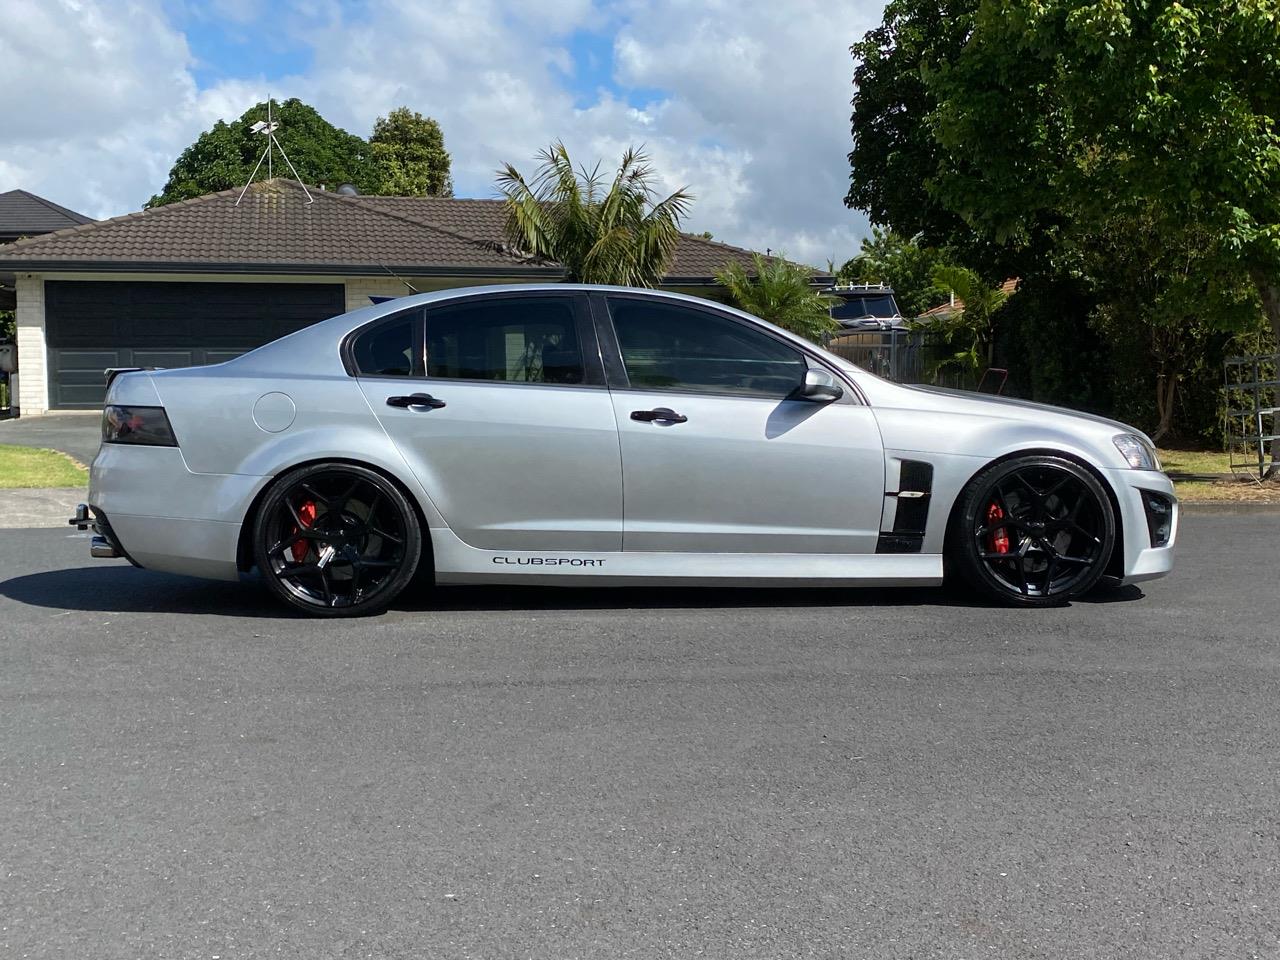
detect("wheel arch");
top-left (236, 456), bottom-right (436, 576)
top-left (943, 447), bottom-right (1126, 580)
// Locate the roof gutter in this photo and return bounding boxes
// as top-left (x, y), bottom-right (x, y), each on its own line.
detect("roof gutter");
top-left (0, 260), bottom-right (571, 278)
top-left (0, 261), bottom-right (769, 287)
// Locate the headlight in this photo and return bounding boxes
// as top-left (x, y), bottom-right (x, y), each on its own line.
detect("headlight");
top-left (102, 405), bottom-right (178, 447)
top-left (1113, 433), bottom-right (1160, 471)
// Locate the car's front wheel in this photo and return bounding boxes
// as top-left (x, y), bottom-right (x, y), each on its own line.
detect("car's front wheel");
top-left (949, 455), bottom-right (1116, 606)
top-left (253, 463), bottom-right (422, 617)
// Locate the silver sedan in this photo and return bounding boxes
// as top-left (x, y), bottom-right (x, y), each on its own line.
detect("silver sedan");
top-left (74, 285), bottom-right (1177, 616)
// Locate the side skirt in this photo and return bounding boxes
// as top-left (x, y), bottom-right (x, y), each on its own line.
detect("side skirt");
top-left (430, 529), bottom-right (944, 587)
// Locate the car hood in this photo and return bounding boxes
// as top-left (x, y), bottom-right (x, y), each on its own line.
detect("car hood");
top-left (888, 384), bottom-right (1153, 444)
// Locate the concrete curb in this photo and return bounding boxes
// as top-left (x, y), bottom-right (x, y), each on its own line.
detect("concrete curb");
top-left (0, 487), bottom-right (86, 528)
top-left (1179, 500), bottom-right (1280, 515)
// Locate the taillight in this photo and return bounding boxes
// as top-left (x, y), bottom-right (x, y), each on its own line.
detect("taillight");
top-left (101, 405), bottom-right (178, 447)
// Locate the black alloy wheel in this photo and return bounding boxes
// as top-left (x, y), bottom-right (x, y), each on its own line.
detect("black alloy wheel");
top-left (253, 463), bottom-right (422, 617)
top-left (950, 455), bottom-right (1116, 606)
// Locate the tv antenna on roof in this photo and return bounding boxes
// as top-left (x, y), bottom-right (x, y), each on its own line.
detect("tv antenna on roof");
top-left (235, 97), bottom-right (314, 205)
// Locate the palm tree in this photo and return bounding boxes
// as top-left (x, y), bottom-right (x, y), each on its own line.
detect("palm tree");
top-left (919, 265), bottom-right (1010, 379)
top-left (716, 253), bottom-right (837, 343)
top-left (496, 143), bottom-right (693, 287)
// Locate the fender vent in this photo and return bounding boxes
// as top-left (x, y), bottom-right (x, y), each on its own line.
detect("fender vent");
top-left (877, 460), bottom-right (934, 554)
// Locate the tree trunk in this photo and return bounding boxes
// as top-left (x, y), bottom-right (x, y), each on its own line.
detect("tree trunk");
top-left (1152, 372), bottom-right (1177, 444)
top-left (1260, 282), bottom-right (1280, 348)
top-left (1257, 282), bottom-right (1280, 480)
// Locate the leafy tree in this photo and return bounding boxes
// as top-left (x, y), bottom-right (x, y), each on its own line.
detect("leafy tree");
top-left (838, 228), bottom-right (952, 317)
top-left (496, 143), bottom-right (693, 286)
top-left (925, 0), bottom-right (1280, 347)
top-left (0, 310), bottom-right (13, 340)
top-left (845, 0), bottom-right (1280, 445)
top-left (148, 99), bottom-right (372, 206)
top-left (717, 253), bottom-right (837, 343)
top-left (845, 0), bottom-right (976, 247)
top-left (368, 107), bottom-right (453, 197)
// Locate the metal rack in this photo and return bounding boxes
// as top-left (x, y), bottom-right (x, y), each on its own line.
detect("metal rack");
top-left (1223, 353), bottom-right (1279, 481)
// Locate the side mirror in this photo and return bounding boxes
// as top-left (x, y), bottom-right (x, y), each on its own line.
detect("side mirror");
top-left (797, 367), bottom-right (843, 403)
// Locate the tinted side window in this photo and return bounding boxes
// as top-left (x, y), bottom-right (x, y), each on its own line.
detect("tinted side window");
top-left (426, 297), bottom-right (584, 384)
top-left (608, 299), bottom-right (807, 398)
top-left (351, 314), bottom-right (416, 377)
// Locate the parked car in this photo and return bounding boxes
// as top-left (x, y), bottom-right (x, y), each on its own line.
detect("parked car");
top-left (72, 285), bottom-right (1176, 617)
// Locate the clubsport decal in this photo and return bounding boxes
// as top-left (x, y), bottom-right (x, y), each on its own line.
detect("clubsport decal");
top-left (493, 556), bottom-right (606, 567)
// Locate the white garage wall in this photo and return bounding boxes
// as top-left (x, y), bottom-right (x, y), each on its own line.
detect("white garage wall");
top-left (15, 273), bottom-right (47, 415)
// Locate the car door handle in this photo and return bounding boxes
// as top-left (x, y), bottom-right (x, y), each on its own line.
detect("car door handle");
top-left (386, 393), bottom-right (446, 409)
top-left (630, 407), bottom-right (687, 424)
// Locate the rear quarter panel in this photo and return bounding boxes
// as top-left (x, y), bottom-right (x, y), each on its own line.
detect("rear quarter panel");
top-left (145, 367), bottom-right (447, 527)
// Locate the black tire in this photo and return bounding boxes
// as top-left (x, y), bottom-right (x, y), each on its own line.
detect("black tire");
top-left (253, 463), bottom-right (422, 617)
top-left (948, 455), bottom-right (1116, 607)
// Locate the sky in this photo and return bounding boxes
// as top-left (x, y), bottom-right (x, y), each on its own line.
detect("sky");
top-left (0, 0), bottom-right (883, 266)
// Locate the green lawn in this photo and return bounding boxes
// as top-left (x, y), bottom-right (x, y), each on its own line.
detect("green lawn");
top-left (0, 444), bottom-right (89, 488)
top-left (1158, 448), bottom-right (1280, 501)
top-left (1157, 448), bottom-right (1232, 475)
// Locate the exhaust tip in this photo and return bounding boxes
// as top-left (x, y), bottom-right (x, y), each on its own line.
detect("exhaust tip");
top-left (90, 535), bottom-right (119, 559)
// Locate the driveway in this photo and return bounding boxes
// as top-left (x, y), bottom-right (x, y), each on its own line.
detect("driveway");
top-left (0, 412), bottom-right (100, 466)
top-left (1, 515), bottom-right (1277, 959)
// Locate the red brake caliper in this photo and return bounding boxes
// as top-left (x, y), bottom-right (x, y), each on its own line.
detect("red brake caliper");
top-left (987, 502), bottom-right (1010, 555)
top-left (291, 500), bottom-right (317, 562)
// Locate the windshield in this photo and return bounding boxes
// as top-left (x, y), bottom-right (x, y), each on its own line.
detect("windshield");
top-left (831, 294), bottom-right (900, 320)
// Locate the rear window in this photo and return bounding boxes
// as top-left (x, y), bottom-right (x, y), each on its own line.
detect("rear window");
top-left (351, 314), bottom-right (417, 377)
top-left (425, 297), bottom-right (584, 384)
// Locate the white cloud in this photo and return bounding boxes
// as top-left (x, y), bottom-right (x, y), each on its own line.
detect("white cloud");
top-left (0, 0), bottom-right (262, 216)
top-left (0, 0), bottom-right (878, 262)
top-left (287, 0), bottom-right (877, 264)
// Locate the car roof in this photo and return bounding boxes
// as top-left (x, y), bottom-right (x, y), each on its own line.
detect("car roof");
top-left (217, 284), bottom-right (829, 379)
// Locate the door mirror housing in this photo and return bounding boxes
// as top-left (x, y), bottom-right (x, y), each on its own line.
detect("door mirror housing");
top-left (796, 367), bottom-right (843, 403)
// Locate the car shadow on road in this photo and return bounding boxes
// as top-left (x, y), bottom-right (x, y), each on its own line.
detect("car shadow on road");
top-left (0, 567), bottom-right (1145, 617)
top-left (407, 581), bottom-right (1144, 612)
top-left (0, 566), bottom-right (294, 618)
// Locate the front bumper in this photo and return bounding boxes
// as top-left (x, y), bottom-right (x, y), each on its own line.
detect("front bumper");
top-left (1107, 468), bottom-right (1179, 584)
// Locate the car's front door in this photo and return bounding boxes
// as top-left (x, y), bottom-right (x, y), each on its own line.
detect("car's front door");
top-left (357, 293), bottom-right (623, 551)
top-left (596, 293), bottom-right (885, 554)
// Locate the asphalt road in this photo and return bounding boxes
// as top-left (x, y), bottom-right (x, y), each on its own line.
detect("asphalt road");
top-left (1, 516), bottom-right (1277, 959)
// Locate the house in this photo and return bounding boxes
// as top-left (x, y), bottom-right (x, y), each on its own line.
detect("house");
top-left (0, 189), bottom-right (94, 312)
top-left (915, 278), bottom-right (1020, 321)
top-left (0, 178), bottom-right (798, 413)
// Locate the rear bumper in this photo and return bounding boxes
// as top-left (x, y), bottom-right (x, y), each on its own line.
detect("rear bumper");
top-left (1108, 469), bottom-right (1178, 584)
top-left (69, 503), bottom-right (138, 563)
top-left (85, 444), bottom-right (265, 582)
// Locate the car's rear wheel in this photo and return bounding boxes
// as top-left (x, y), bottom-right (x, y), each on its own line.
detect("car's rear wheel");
top-left (949, 455), bottom-right (1115, 606)
top-left (253, 463), bottom-right (421, 617)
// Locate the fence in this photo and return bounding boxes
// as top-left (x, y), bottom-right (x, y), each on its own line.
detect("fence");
top-left (1224, 353), bottom-right (1279, 480)
top-left (825, 329), bottom-right (978, 391)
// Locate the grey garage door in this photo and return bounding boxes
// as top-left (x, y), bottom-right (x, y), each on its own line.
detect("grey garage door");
top-left (45, 281), bottom-right (346, 408)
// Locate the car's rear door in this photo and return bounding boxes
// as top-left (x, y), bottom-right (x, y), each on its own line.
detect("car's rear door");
top-left (356, 292), bottom-right (623, 551)
top-left (594, 292), bottom-right (885, 554)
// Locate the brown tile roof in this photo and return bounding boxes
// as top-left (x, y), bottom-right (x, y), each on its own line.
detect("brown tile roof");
top-left (350, 194), bottom-right (780, 281)
top-left (915, 278), bottom-right (1019, 320)
top-left (0, 180), bottom-right (540, 274)
top-left (0, 189), bottom-right (93, 241)
top-left (0, 178), bottom-right (822, 283)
